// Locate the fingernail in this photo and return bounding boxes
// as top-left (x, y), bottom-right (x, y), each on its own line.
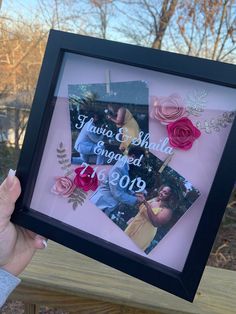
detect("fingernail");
top-left (6, 169), bottom-right (16, 189)
top-left (42, 240), bottom-right (48, 248)
top-left (8, 169), bottom-right (16, 177)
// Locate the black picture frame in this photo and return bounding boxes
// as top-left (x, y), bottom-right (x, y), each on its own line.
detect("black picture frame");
top-left (11, 29), bottom-right (236, 302)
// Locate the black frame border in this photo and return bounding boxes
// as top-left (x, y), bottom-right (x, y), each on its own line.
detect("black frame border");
top-left (11, 29), bottom-right (236, 302)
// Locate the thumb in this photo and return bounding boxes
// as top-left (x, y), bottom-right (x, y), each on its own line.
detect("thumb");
top-left (0, 170), bottom-right (21, 220)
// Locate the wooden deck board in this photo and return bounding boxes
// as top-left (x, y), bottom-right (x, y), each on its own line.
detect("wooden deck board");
top-left (10, 241), bottom-right (236, 314)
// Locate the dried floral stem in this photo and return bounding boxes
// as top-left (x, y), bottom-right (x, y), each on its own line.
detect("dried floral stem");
top-left (186, 89), bottom-right (207, 117)
top-left (68, 188), bottom-right (87, 210)
top-left (56, 142), bottom-right (87, 209)
top-left (196, 111), bottom-right (236, 134)
top-left (57, 142), bottom-right (74, 176)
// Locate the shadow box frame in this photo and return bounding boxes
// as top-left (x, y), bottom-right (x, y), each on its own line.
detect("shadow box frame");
top-left (11, 29), bottom-right (236, 302)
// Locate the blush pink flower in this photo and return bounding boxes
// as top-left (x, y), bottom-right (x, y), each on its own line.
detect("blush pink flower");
top-left (150, 94), bottom-right (186, 124)
top-left (74, 166), bottom-right (98, 192)
top-left (51, 176), bottom-right (76, 198)
top-left (167, 117), bottom-right (201, 150)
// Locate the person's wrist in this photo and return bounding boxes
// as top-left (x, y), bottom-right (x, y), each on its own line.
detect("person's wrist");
top-left (0, 267), bottom-right (20, 280)
top-left (1, 265), bottom-right (16, 277)
top-left (0, 268), bottom-right (21, 308)
top-left (2, 258), bottom-right (28, 277)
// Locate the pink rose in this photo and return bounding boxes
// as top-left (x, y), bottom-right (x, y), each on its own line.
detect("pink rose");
top-left (74, 166), bottom-right (98, 192)
top-left (150, 94), bottom-right (186, 124)
top-left (51, 176), bottom-right (76, 198)
top-left (167, 117), bottom-right (201, 150)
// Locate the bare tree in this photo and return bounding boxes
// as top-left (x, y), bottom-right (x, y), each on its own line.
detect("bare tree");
top-left (0, 17), bottom-right (47, 95)
top-left (38, 0), bottom-right (73, 30)
top-left (0, 11), bottom-right (48, 148)
top-left (151, 0), bottom-right (178, 48)
top-left (112, 0), bottom-right (235, 63)
top-left (173, 0), bottom-right (236, 62)
top-left (36, 0), bottom-right (92, 34)
top-left (114, 0), bottom-right (178, 48)
top-left (65, 0), bottom-right (116, 39)
top-left (89, 0), bottom-right (114, 39)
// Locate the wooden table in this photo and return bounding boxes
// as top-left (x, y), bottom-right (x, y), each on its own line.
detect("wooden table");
top-left (10, 241), bottom-right (236, 314)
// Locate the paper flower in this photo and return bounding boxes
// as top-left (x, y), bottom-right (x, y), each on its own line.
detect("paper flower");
top-left (167, 117), bottom-right (201, 150)
top-left (74, 165), bottom-right (98, 192)
top-left (150, 94), bottom-right (186, 124)
top-left (51, 176), bottom-right (76, 198)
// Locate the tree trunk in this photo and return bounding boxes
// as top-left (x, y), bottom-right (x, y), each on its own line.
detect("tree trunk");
top-left (152, 0), bottom-right (178, 49)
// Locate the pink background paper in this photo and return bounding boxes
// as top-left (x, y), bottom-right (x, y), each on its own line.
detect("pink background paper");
top-left (31, 53), bottom-right (236, 271)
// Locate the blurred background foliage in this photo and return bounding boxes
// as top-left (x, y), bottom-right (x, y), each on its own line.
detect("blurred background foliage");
top-left (0, 0), bottom-right (236, 269)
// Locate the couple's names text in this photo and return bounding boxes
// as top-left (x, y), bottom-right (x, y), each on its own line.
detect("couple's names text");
top-left (76, 114), bottom-right (174, 159)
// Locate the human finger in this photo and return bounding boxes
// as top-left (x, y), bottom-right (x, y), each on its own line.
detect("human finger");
top-left (0, 170), bottom-right (21, 228)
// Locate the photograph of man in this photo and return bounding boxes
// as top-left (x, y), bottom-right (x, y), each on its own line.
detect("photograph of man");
top-left (69, 81), bottom-right (149, 165)
top-left (90, 146), bottom-right (145, 217)
top-left (73, 112), bottom-right (105, 165)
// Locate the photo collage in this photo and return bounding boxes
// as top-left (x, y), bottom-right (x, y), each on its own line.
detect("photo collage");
top-left (68, 80), bottom-right (200, 254)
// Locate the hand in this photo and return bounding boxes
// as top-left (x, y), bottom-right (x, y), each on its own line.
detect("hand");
top-left (0, 171), bottom-right (46, 276)
top-left (127, 217), bottom-right (134, 225)
top-left (119, 146), bottom-right (126, 153)
top-left (136, 193), bottom-right (145, 203)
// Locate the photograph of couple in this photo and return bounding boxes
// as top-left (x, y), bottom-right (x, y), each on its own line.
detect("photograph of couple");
top-left (68, 80), bottom-right (200, 254)
top-left (89, 148), bottom-right (200, 254)
top-left (90, 146), bottom-right (200, 254)
top-left (68, 80), bottom-right (149, 165)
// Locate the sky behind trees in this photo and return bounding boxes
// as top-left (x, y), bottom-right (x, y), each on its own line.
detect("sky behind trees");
top-left (1, 0), bottom-right (236, 62)
top-left (0, 0), bottom-right (235, 151)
